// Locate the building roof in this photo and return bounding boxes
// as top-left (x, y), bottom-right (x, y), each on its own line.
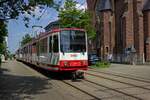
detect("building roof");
top-left (143, 0), bottom-right (150, 11)
top-left (96, 0), bottom-right (112, 11)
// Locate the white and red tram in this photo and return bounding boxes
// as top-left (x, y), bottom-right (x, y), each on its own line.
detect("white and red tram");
top-left (16, 28), bottom-right (88, 73)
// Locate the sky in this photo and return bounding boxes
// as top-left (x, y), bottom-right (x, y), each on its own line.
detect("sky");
top-left (7, 0), bottom-right (87, 54)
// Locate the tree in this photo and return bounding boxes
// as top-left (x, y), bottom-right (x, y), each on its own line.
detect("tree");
top-left (0, 35), bottom-right (7, 65)
top-left (21, 34), bottom-right (32, 46)
top-left (0, 20), bottom-right (7, 54)
top-left (0, 12), bottom-right (8, 64)
top-left (0, 0), bottom-right (57, 52)
top-left (0, 0), bottom-right (54, 21)
top-left (58, 0), bottom-right (96, 38)
top-left (0, 0), bottom-right (59, 27)
top-left (0, 0), bottom-right (55, 42)
top-left (0, 0), bottom-right (56, 64)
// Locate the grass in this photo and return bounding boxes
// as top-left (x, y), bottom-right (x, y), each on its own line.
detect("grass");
top-left (90, 61), bottom-right (111, 68)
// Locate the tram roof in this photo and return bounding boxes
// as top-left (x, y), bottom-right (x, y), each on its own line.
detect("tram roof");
top-left (38, 28), bottom-right (85, 38)
top-left (19, 28), bottom-right (86, 49)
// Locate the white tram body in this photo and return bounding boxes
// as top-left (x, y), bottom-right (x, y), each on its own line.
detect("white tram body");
top-left (16, 28), bottom-right (88, 72)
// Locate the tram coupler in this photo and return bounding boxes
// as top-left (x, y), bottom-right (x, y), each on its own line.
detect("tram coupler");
top-left (72, 71), bottom-right (84, 81)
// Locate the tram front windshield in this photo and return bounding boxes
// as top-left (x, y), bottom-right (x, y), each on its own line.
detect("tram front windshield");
top-left (60, 30), bottom-right (86, 53)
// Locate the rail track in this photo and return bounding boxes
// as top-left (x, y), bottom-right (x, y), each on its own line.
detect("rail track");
top-left (85, 71), bottom-right (150, 91)
top-left (54, 72), bottom-right (146, 100)
top-left (62, 79), bottom-right (143, 100)
top-left (89, 68), bottom-right (150, 83)
top-left (26, 64), bottom-right (102, 100)
top-left (84, 79), bottom-right (143, 100)
top-left (62, 80), bottom-right (102, 100)
top-left (24, 63), bottom-right (149, 100)
top-left (33, 68), bottom-right (143, 99)
top-left (84, 70), bottom-right (150, 100)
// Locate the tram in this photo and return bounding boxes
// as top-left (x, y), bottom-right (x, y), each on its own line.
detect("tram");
top-left (16, 28), bottom-right (88, 78)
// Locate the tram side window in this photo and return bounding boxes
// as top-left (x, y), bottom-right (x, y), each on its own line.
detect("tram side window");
top-left (32, 43), bottom-right (36, 54)
top-left (43, 38), bottom-right (48, 53)
top-left (30, 45), bottom-right (32, 55)
top-left (53, 35), bottom-right (59, 53)
top-left (39, 40), bottom-right (43, 53)
top-left (30, 45), bottom-right (31, 54)
top-left (36, 42), bottom-right (40, 56)
top-left (25, 47), bottom-right (27, 55)
top-left (49, 36), bottom-right (52, 53)
top-left (39, 38), bottom-right (48, 53)
top-left (29, 45), bottom-right (30, 54)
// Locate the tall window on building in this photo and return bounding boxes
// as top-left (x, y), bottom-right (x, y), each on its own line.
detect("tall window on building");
top-left (109, 21), bottom-right (112, 52)
top-left (106, 47), bottom-right (109, 53)
top-left (99, 15), bottom-right (104, 34)
top-left (53, 35), bottom-right (59, 53)
top-left (121, 16), bottom-right (126, 48)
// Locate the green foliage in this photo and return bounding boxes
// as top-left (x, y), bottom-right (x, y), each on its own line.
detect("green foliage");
top-left (91, 61), bottom-right (111, 68)
top-left (0, 43), bottom-right (5, 54)
top-left (0, 21), bottom-right (7, 42)
top-left (0, 0), bottom-right (55, 55)
top-left (0, 0), bottom-right (54, 21)
top-left (58, 0), bottom-right (96, 38)
top-left (21, 34), bottom-right (32, 47)
top-left (0, 21), bottom-right (7, 54)
top-left (0, 0), bottom-right (57, 28)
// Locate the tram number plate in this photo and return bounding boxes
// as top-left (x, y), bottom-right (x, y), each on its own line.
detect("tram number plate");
top-left (69, 62), bottom-right (81, 66)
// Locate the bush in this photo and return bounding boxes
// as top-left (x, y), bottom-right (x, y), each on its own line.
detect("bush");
top-left (91, 61), bottom-right (110, 68)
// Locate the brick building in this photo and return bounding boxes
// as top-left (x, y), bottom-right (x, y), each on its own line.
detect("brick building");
top-left (87, 0), bottom-right (150, 63)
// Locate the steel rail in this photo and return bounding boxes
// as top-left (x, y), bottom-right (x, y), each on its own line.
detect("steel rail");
top-left (89, 69), bottom-right (150, 83)
top-left (86, 72), bottom-right (150, 91)
top-left (84, 79), bottom-right (143, 100)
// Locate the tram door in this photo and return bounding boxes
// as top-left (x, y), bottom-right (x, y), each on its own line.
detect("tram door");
top-left (50, 34), bottom-right (59, 65)
top-left (49, 36), bottom-right (52, 64)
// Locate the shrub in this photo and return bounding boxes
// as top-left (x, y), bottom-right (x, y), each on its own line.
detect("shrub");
top-left (91, 61), bottom-right (110, 68)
